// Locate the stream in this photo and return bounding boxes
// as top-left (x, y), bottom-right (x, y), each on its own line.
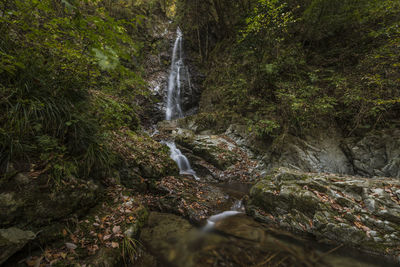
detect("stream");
top-left (139, 28), bottom-right (397, 267)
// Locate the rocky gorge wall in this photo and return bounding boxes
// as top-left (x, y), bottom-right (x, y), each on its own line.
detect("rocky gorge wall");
top-left (220, 123), bottom-right (400, 179)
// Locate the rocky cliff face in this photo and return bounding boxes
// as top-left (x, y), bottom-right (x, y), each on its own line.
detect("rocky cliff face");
top-left (343, 129), bottom-right (400, 178)
top-left (223, 122), bottom-right (400, 179)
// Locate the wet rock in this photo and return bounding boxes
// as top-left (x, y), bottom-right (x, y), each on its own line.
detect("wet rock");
top-left (248, 168), bottom-right (400, 258)
top-left (0, 227), bottom-right (35, 264)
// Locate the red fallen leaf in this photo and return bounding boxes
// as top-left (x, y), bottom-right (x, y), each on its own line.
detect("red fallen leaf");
top-left (70, 234), bottom-right (78, 243)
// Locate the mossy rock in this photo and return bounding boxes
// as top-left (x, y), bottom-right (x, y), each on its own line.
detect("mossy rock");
top-left (0, 176), bottom-right (102, 228)
top-left (0, 227), bottom-right (35, 265)
top-left (248, 167), bottom-right (400, 258)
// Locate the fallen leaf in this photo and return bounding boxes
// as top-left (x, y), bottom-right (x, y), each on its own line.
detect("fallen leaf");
top-left (111, 242), bottom-right (119, 248)
top-left (112, 226), bottom-right (121, 234)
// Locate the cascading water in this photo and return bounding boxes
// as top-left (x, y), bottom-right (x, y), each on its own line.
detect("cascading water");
top-left (163, 141), bottom-right (199, 180)
top-left (166, 27), bottom-right (184, 121)
top-left (164, 28), bottom-right (199, 181)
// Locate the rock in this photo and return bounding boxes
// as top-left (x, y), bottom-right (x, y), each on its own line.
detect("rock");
top-left (0, 176), bottom-right (102, 228)
top-left (110, 129), bottom-right (179, 182)
top-left (149, 175), bottom-right (230, 223)
top-left (88, 247), bottom-right (122, 267)
top-left (264, 131), bottom-right (354, 175)
top-left (248, 168), bottom-right (400, 257)
top-left (159, 127), bottom-right (262, 183)
top-left (344, 129), bottom-right (400, 178)
top-left (0, 227), bottom-right (35, 264)
top-left (173, 128), bottom-right (240, 170)
top-left (222, 124), bottom-right (400, 179)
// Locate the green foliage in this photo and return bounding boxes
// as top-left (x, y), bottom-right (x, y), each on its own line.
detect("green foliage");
top-left (0, 0), bottom-right (147, 182)
top-left (122, 236), bottom-right (142, 264)
top-left (182, 0), bottom-right (400, 136)
top-left (247, 119), bottom-right (280, 139)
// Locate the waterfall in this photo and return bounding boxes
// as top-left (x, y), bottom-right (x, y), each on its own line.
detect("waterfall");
top-left (166, 27), bottom-right (184, 121)
top-left (164, 28), bottom-right (199, 181)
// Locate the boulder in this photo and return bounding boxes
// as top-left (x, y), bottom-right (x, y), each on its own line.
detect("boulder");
top-left (0, 227), bottom-right (35, 264)
top-left (248, 168), bottom-right (400, 258)
top-left (173, 128), bottom-right (240, 170)
top-left (0, 176), bottom-right (101, 228)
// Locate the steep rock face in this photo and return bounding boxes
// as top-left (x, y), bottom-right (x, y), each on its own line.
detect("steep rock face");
top-left (343, 129), bottom-right (400, 178)
top-left (264, 132), bottom-right (353, 175)
top-left (225, 124), bottom-right (400, 178)
top-left (248, 168), bottom-right (400, 258)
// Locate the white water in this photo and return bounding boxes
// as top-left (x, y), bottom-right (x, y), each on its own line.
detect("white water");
top-left (166, 27), bottom-right (184, 121)
top-left (163, 141), bottom-right (199, 180)
top-left (203, 200), bottom-right (244, 231)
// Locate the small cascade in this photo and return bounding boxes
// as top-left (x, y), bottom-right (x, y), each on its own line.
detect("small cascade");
top-left (163, 141), bottom-right (199, 180)
top-left (166, 27), bottom-right (185, 121)
top-left (203, 200), bottom-right (244, 231)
